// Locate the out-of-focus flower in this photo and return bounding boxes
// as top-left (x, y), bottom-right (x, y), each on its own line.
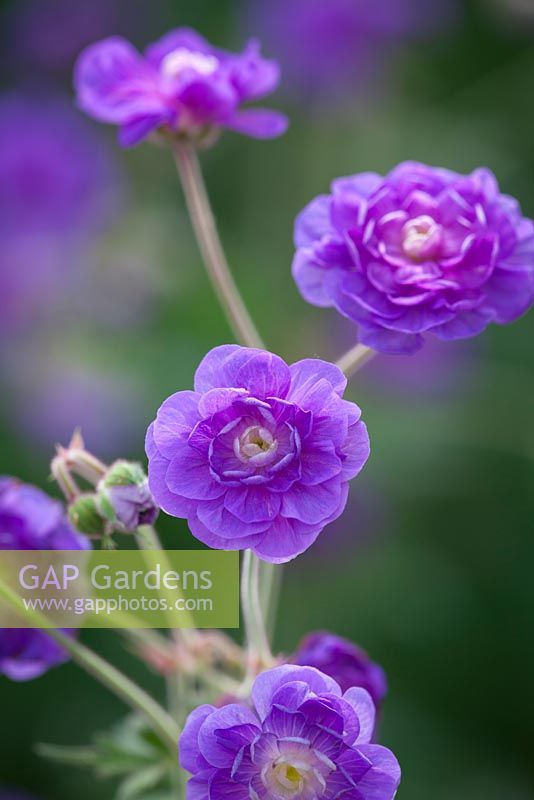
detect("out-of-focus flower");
top-left (0, 478), bottom-right (88, 681)
top-left (292, 632), bottom-right (388, 706)
top-left (179, 664), bottom-right (401, 800)
top-left (2, 0), bottom-right (162, 73)
top-left (5, 353), bottom-right (147, 460)
top-left (249, 0), bottom-right (454, 102)
top-left (0, 236), bottom-right (70, 335)
top-left (146, 345), bottom-right (370, 563)
top-left (0, 93), bottom-right (122, 335)
top-left (0, 94), bottom-right (119, 236)
top-left (293, 162), bottom-right (534, 354)
top-left (98, 460), bottom-right (159, 531)
top-left (74, 27), bottom-right (288, 147)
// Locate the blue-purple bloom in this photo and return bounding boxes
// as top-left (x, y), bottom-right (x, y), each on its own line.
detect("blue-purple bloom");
top-left (0, 94), bottom-right (118, 236)
top-left (0, 478), bottom-right (88, 681)
top-left (179, 664), bottom-right (401, 800)
top-left (293, 162), bottom-right (534, 354)
top-left (146, 345), bottom-right (370, 563)
top-left (74, 28), bottom-right (288, 147)
top-left (293, 632), bottom-right (388, 707)
top-left (0, 93), bottom-right (121, 335)
top-left (251, 0), bottom-right (453, 101)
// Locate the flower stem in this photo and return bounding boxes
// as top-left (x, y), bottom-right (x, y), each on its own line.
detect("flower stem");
top-left (135, 524), bottom-right (196, 644)
top-left (172, 142), bottom-right (265, 350)
top-left (241, 550), bottom-right (272, 680)
top-left (0, 577), bottom-right (179, 752)
top-left (261, 561), bottom-right (283, 640)
top-left (336, 343), bottom-right (376, 378)
top-left (249, 553), bottom-right (273, 666)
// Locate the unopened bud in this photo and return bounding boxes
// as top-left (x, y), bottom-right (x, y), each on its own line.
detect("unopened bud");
top-left (68, 493), bottom-right (107, 537)
top-left (97, 460), bottom-right (159, 532)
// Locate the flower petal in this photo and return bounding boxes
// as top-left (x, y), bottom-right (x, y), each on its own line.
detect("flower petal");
top-left (75, 37), bottom-right (164, 124)
top-left (252, 665), bottom-right (341, 721)
top-left (223, 108), bottom-right (288, 138)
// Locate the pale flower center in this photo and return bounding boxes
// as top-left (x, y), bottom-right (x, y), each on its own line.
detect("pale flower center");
top-left (234, 425), bottom-right (278, 466)
top-left (161, 48), bottom-right (219, 79)
top-left (401, 215), bottom-right (442, 261)
top-left (262, 758), bottom-right (324, 799)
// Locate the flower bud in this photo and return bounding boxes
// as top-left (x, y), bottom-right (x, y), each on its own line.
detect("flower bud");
top-left (68, 493), bottom-right (107, 537)
top-left (98, 460), bottom-right (159, 532)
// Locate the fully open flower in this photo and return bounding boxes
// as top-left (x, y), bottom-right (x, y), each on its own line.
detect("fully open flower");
top-left (0, 478), bottom-right (88, 681)
top-left (179, 664), bottom-right (401, 800)
top-left (293, 162), bottom-right (534, 354)
top-left (145, 345), bottom-right (370, 563)
top-left (74, 27), bottom-right (288, 147)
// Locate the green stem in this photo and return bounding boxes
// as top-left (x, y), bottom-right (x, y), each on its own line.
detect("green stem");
top-left (0, 578), bottom-right (179, 752)
top-left (240, 551), bottom-right (272, 677)
top-left (336, 343), bottom-right (376, 378)
top-left (173, 142), bottom-right (265, 349)
top-left (135, 524), bottom-right (197, 643)
top-left (261, 561), bottom-right (283, 641)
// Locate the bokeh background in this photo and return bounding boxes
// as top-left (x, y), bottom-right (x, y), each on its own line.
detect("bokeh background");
top-left (1, 0), bottom-right (533, 797)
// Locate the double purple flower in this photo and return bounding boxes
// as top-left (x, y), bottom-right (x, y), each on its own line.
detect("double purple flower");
top-left (74, 27), bottom-right (288, 146)
top-left (146, 345), bottom-right (370, 563)
top-left (180, 664), bottom-right (400, 800)
top-left (0, 478), bottom-right (88, 681)
top-left (293, 162), bottom-right (534, 354)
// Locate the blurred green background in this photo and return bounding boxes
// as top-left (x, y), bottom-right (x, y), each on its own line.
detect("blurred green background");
top-left (0, 0), bottom-right (533, 798)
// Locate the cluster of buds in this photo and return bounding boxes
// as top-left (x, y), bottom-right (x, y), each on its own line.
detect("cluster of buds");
top-left (51, 431), bottom-right (158, 547)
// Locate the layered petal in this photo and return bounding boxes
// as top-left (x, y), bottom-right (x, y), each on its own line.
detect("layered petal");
top-left (292, 161), bottom-right (534, 352)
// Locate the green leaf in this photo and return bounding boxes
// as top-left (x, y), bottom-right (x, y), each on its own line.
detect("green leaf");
top-left (35, 743), bottom-right (97, 767)
top-left (116, 764), bottom-right (169, 800)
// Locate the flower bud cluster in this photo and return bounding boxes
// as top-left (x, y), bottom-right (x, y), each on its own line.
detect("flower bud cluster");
top-left (51, 432), bottom-right (158, 546)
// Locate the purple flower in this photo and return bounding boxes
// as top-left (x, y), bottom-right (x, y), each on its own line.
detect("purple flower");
top-left (0, 790), bottom-right (38, 800)
top-left (4, 0), bottom-right (153, 73)
top-left (293, 162), bottom-right (534, 354)
top-left (5, 353), bottom-right (146, 459)
top-left (74, 28), bottom-right (288, 147)
top-left (292, 632), bottom-right (388, 706)
top-left (0, 93), bottom-right (119, 237)
top-left (146, 345), bottom-right (370, 563)
top-left (0, 478), bottom-right (88, 681)
top-left (250, 0), bottom-right (454, 101)
top-left (179, 664), bottom-right (401, 800)
top-left (0, 93), bottom-right (122, 336)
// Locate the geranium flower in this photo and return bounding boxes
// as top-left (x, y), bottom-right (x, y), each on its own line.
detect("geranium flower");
top-left (0, 478), bottom-right (88, 681)
top-left (179, 664), bottom-right (401, 800)
top-left (293, 162), bottom-right (534, 354)
top-left (146, 345), bottom-right (370, 563)
top-left (74, 27), bottom-right (288, 146)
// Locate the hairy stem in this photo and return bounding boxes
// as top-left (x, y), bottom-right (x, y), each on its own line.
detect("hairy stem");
top-left (241, 551), bottom-right (272, 682)
top-left (336, 343), bottom-right (376, 378)
top-left (249, 553), bottom-right (273, 666)
top-left (0, 577), bottom-right (179, 752)
top-left (261, 561), bottom-right (283, 640)
top-left (173, 142), bottom-right (264, 349)
top-left (136, 524), bottom-right (196, 645)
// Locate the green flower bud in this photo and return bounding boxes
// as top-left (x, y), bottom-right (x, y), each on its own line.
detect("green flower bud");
top-left (98, 461), bottom-right (158, 533)
top-left (68, 493), bottom-right (107, 537)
